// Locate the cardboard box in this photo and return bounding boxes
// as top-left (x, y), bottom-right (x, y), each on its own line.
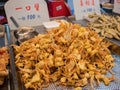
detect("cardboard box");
top-left (48, 0), bottom-right (71, 17)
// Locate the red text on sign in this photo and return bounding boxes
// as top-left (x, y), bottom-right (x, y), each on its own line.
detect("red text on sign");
top-left (80, 0), bottom-right (83, 6)
top-left (15, 7), bottom-right (22, 10)
top-left (25, 5), bottom-right (31, 11)
top-left (86, 0), bottom-right (90, 6)
top-left (80, 0), bottom-right (95, 6)
top-left (91, 0), bottom-right (94, 5)
top-left (34, 3), bottom-right (40, 11)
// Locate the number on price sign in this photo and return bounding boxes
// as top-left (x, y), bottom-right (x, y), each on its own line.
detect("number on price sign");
top-left (27, 14), bottom-right (36, 20)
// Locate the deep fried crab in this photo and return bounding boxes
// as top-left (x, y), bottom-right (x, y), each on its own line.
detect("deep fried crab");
top-left (13, 21), bottom-right (115, 90)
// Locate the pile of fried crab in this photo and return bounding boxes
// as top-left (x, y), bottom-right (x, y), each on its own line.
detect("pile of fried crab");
top-left (13, 21), bottom-right (115, 90)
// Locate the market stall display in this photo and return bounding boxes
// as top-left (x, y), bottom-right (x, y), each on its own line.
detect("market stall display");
top-left (13, 21), bottom-right (115, 90)
top-left (1, 0), bottom-right (120, 90)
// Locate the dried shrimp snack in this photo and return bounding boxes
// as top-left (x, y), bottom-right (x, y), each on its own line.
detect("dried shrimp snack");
top-left (87, 14), bottom-right (120, 40)
top-left (13, 21), bottom-right (115, 90)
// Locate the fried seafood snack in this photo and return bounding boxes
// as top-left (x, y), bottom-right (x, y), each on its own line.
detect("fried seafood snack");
top-left (0, 47), bottom-right (9, 85)
top-left (13, 21), bottom-right (115, 90)
top-left (88, 14), bottom-right (120, 40)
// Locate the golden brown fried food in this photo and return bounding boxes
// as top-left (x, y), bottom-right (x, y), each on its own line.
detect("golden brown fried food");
top-left (13, 21), bottom-right (115, 90)
top-left (88, 14), bottom-right (120, 40)
top-left (0, 47), bottom-right (9, 85)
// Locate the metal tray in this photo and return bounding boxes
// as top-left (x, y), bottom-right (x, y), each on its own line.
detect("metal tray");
top-left (5, 24), bottom-right (120, 90)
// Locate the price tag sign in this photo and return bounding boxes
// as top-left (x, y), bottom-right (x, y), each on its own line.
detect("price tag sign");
top-left (73, 0), bottom-right (101, 20)
top-left (4, 0), bottom-right (50, 30)
top-left (113, 0), bottom-right (120, 14)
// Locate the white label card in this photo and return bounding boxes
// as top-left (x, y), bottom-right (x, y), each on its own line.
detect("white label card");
top-left (113, 0), bottom-right (120, 14)
top-left (4, 0), bottom-right (50, 30)
top-left (73, 0), bottom-right (101, 20)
